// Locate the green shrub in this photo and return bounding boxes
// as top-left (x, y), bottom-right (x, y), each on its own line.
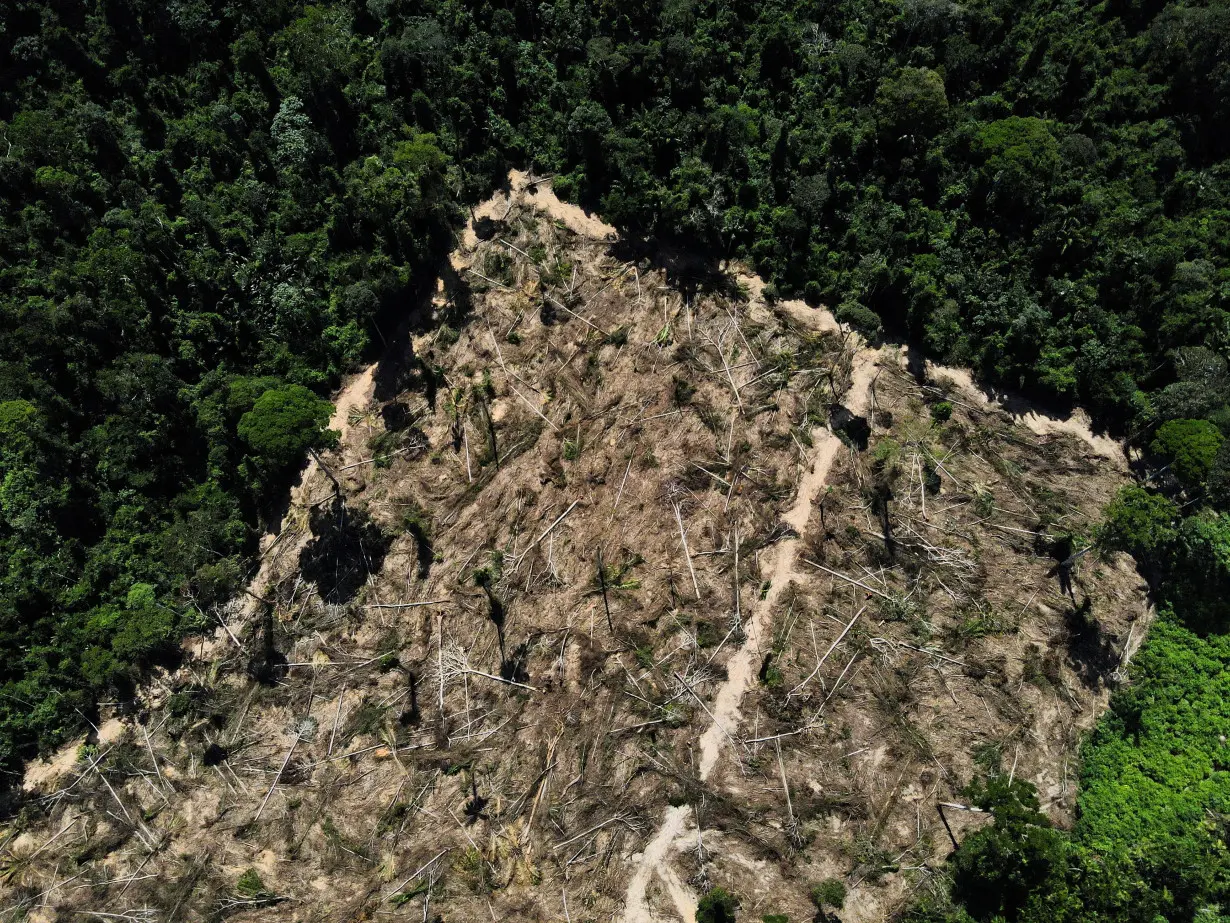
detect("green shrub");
top-left (835, 300), bottom-right (883, 335)
top-left (872, 437), bottom-right (901, 467)
top-left (236, 868), bottom-right (269, 899)
top-left (930, 401), bottom-right (953, 423)
top-left (697, 887), bottom-right (739, 923)
top-left (238, 385), bottom-right (337, 471)
top-left (1097, 486), bottom-right (1178, 562)
top-left (1151, 418), bottom-right (1224, 486)
top-left (378, 652), bottom-right (401, 672)
top-left (949, 777), bottom-right (1070, 921)
top-left (810, 878), bottom-right (847, 909)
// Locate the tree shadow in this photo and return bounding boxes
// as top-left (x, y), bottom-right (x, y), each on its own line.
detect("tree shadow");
top-left (406, 517), bottom-right (434, 580)
top-left (831, 405), bottom-right (871, 450)
top-left (463, 774), bottom-right (489, 824)
top-left (1064, 597), bottom-right (1119, 689)
top-left (870, 482), bottom-right (896, 561)
top-left (247, 604), bottom-right (289, 685)
top-left (963, 376), bottom-right (1127, 443)
top-left (372, 333), bottom-right (420, 405)
top-left (299, 501), bottom-right (392, 604)
top-left (381, 401), bottom-right (413, 431)
top-left (258, 455), bottom-right (309, 538)
top-left (372, 264), bottom-right (473, 404)
top-left (477, 579), bottom-right (508, 668)
top-left (501, 638), bottom-right (531, 685)
top-left (905, 342), bottom-right (927, 384)
top-left (472, 214), bottom-right (502, 242)
top-left (608, 239), bottom-right (745, 302)
top-left (203, 742), bottom-right (228, 766)
top-left (399, 670), bottom-right (422, 727)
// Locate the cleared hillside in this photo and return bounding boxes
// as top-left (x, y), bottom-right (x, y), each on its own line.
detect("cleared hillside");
top-left (1, 176), bottom-right (1147, 923)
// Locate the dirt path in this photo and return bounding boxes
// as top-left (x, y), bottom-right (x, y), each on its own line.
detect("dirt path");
top-left (460, 169), bottom-right (614, 254)
top-left (922, 360), bottom-right (1125, 468)
top-left (622, 329), bottom-right (881, 922)
top-left (694, 353), bottom-right (875, 782)
top-left (20, 168), bottom-right (1128, 879)
top-left (624, 806), bottom-right (697, 923)
top-left (618, 315), bottom-right (1122, 923)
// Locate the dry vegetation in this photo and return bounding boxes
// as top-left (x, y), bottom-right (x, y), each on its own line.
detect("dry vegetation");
top-left (0, 178), bottom-right (1148, 923)
top-left (665, 354), bottom-right (1149, 923)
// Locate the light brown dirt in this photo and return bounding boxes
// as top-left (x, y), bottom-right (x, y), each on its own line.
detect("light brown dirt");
top-left (1, 178), bottom-right (1148, 923)
top-left (22, 718), bottom-right (124, 793)
top-left (460, 170), bottom-right (615, 253)
top-left (624, 338), bottom-right (882, 922)
top-left (924, 360), bottom-right (1125, 468)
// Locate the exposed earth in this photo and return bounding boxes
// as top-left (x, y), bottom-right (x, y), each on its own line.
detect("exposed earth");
top-left (4, 174), bottom-right (1148, 923)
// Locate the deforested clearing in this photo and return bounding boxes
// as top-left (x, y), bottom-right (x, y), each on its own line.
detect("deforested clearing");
top-left (4, 177), bottom-right (1147, 923)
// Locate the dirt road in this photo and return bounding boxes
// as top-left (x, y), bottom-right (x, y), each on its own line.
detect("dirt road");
top-left (621, 325), bottom-right (881, 923)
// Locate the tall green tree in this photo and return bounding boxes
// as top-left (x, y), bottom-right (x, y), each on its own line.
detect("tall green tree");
top-left (238, 385), bottom-right (338, 472)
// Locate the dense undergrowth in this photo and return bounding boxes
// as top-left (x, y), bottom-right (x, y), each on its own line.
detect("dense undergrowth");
top-left (897, 616), bottom-right (1230, 922)
top-left (3, 0), bottom-right (1230, 917)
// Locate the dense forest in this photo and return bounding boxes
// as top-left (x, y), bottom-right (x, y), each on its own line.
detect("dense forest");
top-left (3, 0), bottom-right (1230, 917)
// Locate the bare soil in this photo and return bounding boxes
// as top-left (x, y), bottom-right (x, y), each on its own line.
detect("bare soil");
top-left (2, 177), bottom-right (1148, 923)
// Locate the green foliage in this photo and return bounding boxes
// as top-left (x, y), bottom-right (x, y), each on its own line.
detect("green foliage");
top-left (596, 553), bottom-right (643, 594)
top-left (2, 13), bottom-right (1230, 907)
top-left (972, 118), bottom-right (1062, 213)
top-left (940, 613), bottom-right (1230, 922)
top-left (1104, 486), bottom-right (1230, 633)
top-left (1098, 486), bottom-right (1179, 562)
top-left (810, 878), bottom-right (847, 909)
top-left (1166, 511), bottom-right (1230, 633)
top-left (876, 67), bottom-right (949, 138)
top-left (1079, 618), bottom-right (1230, 860)
top-left (239, 385), bottom-right (338, 472)
top-left (930, 402), bottom-right (953, 424)
top-left (236, 869), bottom-right (269, 900)
top-left (836, 301), bottom-right (883, 336)
top-left (0, 0), bottom-right (464, 774)
top-left (950, 776), bottom-right (1072, 921)
top-left (697, 887), bottom-right (739, 923)
top-left (872, 437), bottom-right (901, 468)
top-left (1151, 419), bottom-right (1224, 487)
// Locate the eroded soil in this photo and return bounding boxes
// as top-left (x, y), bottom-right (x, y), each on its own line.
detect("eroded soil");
top-left (5, 175), bottom-right (1147, 923)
